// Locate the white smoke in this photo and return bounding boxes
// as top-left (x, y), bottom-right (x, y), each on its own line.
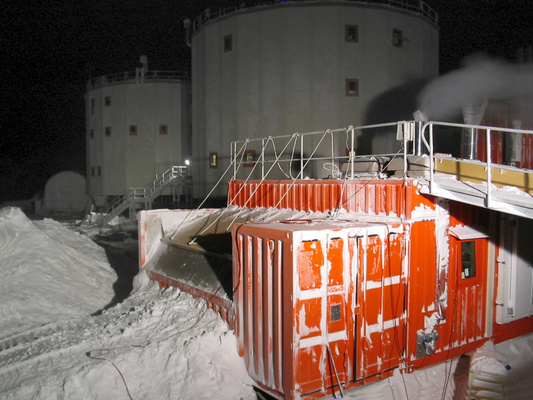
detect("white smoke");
top-left (416, 54), bottom-right (533, 121)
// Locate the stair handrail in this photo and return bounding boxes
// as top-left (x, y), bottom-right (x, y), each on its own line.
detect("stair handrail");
top-left (102, 165), bottom-right (189, 223)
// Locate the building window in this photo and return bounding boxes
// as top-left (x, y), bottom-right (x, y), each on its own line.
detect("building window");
top-left (345, 78), bottom-right (359, 96)
top-left (90, 98), bottom-right (95, 117)
top-left (345, 25), bottom-right (358, 42)
top-left (90, 129), bottom-right (94, 139)
top-left (91, 167), bottom-right (95, 177)
top-left (104, 96), bottom-right (111, 106)
top-left (159, 124), bottom-right (168, 135)
top-left (97, 166), bottom-right (102, 176)
top-left (243, 150), bottom-right (256, 167)
top-left (461, 241), bottom-right (476, 279)
top-left (224, 34), bottom-right (233, 52)
top-left (129, 125), bottom-right (137, 136)
top-left (209, 152), bottom-right (218, 168)
top-left (393, 29), bottom-right (404, 47)
top-left (105, 126), bottom-right (111, 137)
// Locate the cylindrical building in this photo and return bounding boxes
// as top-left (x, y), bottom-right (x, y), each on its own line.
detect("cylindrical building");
top-left (190, 0), bottom-right (439, 199)
top-left (85, 59), bottom-right (191, 207)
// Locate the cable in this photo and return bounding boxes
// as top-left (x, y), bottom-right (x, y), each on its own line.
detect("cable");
top-left (86, 284), bottom-right (223, 399)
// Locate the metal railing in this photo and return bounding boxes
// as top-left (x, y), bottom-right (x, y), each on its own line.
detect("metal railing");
top-left (88, 70), bottom-right (191, 89)
top-left (102, 166), bottom-right (189, 224)
top-left (420, 121), bottom-right (533, 208)
top-left (192, 0), bottom-right (437, 32)
top-left (230, 121), bottom-right (416, 181)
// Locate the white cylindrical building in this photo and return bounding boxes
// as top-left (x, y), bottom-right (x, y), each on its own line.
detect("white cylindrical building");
top-left (86, 61), bottom-right (191, 207)
top-left (190, 0), bottom-right (439, 199)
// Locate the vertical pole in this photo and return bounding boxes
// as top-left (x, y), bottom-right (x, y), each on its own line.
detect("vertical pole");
top-left (486, 129), bottom-right (492, 207)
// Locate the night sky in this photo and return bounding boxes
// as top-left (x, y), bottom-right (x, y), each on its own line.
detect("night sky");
top-left (1, 0), bottom-right (532, 201)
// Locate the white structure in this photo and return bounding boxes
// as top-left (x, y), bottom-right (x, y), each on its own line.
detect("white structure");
top-left (190, 0), bottom-right (439, 199)
top-left (41, 171), bottom-right (89, 218)
top-left (85, 57), bottom-right (191, 207)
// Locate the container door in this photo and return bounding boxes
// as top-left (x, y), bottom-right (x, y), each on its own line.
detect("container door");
top-left (355, 232), bottom-right (406, 381)
top-left (295, 235), bottom-right (350, 397)
top-left (450, 235), bottom-right (488, 344)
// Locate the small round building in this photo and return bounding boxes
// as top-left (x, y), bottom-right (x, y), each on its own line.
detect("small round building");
top-left (85, 57), bottom-right (191, 208)
top-left (190, 0), bottom-right (439, 199)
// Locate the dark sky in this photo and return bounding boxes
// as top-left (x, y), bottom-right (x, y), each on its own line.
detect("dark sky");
top-left (1, 0), bottom-right (532, 201)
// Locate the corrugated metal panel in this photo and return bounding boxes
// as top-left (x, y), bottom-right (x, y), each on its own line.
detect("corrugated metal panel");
top-left (228, 179), bottom-right (418, 217)
top-left (234, 230), bottom-right (286, 396)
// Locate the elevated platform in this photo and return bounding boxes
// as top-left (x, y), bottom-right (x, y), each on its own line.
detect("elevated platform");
top-left (417, 157), bottom-right (533, 219)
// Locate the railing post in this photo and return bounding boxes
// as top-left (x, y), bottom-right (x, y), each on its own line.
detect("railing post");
top-left (261, 138), bottom-right (265, 179)
top-left (486, 128), bottom-right (492, 207)
top-left (429, 123), bottom-right (434, 193)
top-left (350, 126), bottom-right (355, 179)
top-left (300, 135), bottom-right (304, 178)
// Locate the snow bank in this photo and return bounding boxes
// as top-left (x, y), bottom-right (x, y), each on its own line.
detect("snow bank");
top-left (0, 207), bottom-right (116, 333)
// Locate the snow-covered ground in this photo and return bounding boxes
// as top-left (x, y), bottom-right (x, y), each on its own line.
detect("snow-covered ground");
top-left (0, 207), bottom-right (531, 400)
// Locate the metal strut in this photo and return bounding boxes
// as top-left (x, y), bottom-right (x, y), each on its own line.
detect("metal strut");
top-left (326, 344), bottom-right (344, 398)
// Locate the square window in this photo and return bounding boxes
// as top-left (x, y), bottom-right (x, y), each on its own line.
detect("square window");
top-left (104, 96), bottom-right (111, 106)
top-left (224, 34), bottom-right (233, 52)
top-left (393, 29), bottom-right (403, 47)
top-left (243, 150), bottom-right (256, 167)
top-left (345, 78), bottom-right (359, 96)
top-left (209, 152), bottom-right (218, 168)
top-left (345, 24), bottom-right (358, 42)
top-left (129, 125), bottom-right (137, 136)
top-left (159, 124), bottom-right (168, 135)
top-left (105, 126), bottom-right (111, 137)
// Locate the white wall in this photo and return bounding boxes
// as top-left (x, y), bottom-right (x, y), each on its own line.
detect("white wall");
top-left (191, 2), bottom-right (439, 198)
top-left (86, 80), bottom-right (191, 200)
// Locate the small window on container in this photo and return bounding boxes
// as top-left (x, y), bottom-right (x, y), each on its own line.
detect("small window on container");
top-left (129, 125), bottom-right (137, 136)
top-left (243, 150), bottom-right (255, 167)
top-left (461, 241), bottom-right (476, 279)
top-left (393, 29), bottom-right (404, 47)
top-left (159, 124), bottom-right (168, 135)
top-left (345, 78), bottom-right (359, 96)
top-left (224, 34), bottom-right (233, 52)
top-left (345, 24), bottom-right (358, 42)
top-left (105, 126), bottom-right (111, 137)
top-left (209, 152), bottom-right (218, 168)
top-left (104, 96), bottom-right (111, 106)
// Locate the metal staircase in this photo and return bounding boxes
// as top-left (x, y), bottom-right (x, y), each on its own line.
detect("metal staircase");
top-left (101, 166), bottom-right (190, 225)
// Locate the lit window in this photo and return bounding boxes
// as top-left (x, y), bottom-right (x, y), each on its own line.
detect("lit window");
top-left (159, 124), bottom-right (168, 135)
top-left (105, 126), bottom-right (111, 137)
top-left (209, 152), bottom-right (218, 168)
top-left (104, 96), bottom-right (111, 106)
top-left (461, 241), bottom-right (476, 279)
top-left (345, 25), bottom-right (358, 42)
top-left (345, 78), bottom-right (359, 96)
top-left (90, 98), bottom-right (95, 116)
top-left (393, 29), bottom-right (403, 47)
top-left (243, 150), bottom-right (255, 167)
top-left (129, 125), bottom-right (137, 136)
top-left (224, 34), bottom-right (233, 52)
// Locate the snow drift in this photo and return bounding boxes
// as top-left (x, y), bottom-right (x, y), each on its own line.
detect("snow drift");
top-left (0, 207), bottom-right (116, 333)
